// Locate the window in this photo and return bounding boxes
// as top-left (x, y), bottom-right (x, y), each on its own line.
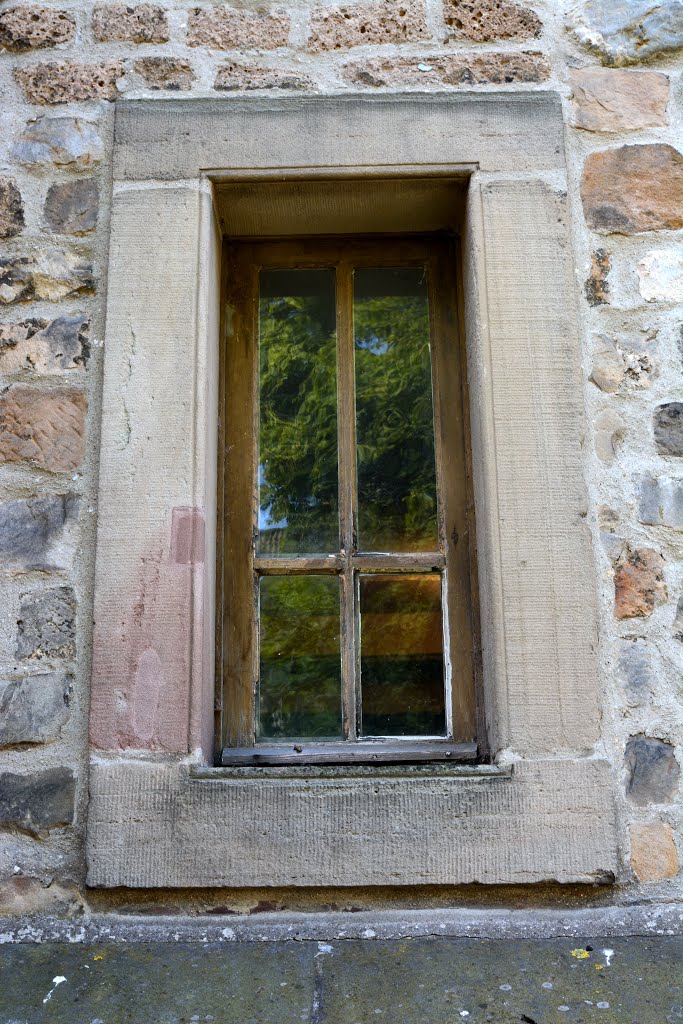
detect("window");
top-left (90, 97), bottom-right (614, 890)
top-left (218, 235), bottom-right (478, 765)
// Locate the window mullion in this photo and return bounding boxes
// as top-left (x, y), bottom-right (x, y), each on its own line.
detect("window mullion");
top-left (336, 262), bottom-right (358, 741)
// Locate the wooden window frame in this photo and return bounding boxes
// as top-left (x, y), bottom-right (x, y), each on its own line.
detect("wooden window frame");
top-left (218, 234), bottom-right (479, 766)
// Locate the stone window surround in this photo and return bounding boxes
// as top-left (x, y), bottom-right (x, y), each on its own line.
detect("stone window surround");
top-left (86, 93), bottom-right (618, 889)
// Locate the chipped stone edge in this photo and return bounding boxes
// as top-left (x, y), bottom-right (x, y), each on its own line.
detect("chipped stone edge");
top-left (0, 904), bottom-right (682, 944)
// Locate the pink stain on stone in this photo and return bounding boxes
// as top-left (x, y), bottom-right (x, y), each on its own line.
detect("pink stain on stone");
top-left (171, 507), bottom-right (205, 565)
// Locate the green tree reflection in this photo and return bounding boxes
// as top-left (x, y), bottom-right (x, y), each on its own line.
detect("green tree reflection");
top-left (259, 269), bottom-right (437, 554)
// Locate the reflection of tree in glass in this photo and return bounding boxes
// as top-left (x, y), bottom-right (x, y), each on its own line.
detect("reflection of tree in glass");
top-left (259, 281), bottom-right (338, 555)
top-left (360, 574), bottom-right (445, 737)
top-left (259, 576), bottom-right (342, 740)
top-left (355, 286), bottom-right (438, 552)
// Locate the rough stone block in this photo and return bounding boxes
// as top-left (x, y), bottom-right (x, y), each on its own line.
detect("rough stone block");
top-left (615, 639), bottom-right (657, 705)
top-left (0, 494), bottom-right (79, 572)
top-left (343, 51), bottom-right (550, 86)
top-left (0, 315), bottom-right (89, 373)
top-left (16, 586), bottom-right (76, 660)
top-left (594, 410), bottom-right (624, 464)
top-left (11, 116), bottom-right (103, 168)
top-left (444, 0), bottom-right (541, 41)
top-left (214, 63), bottom-right (313, 91)
top-left (589, 333), bottom-right (623, 392)
top-left (568, 0), bottom-right (683, 66)
top-left (0, 5), bottom-right (75, 51)
top-left (44, 178), bottom-right (98, 235)
top-left (92, 3), bottom-right (168, 43)
top-left (570, 68), bottom-right (669, 131)
top-left (0, 877), bottom-right (81, 916)
top-left (0, 385), bottom-right (87, 472)
top-left (625, 735), bottom-right (680, 805)
top-left (187, 8), bottom-right (289, 49)
top-left (0, 249), bottom-right (94, 305)
top-left (308, 0), bottom-right (428, 50)
top-left (614, 546), bottom-right (666, 619)
top-left (654, 403), bottom-right (683, 457)
top-left (133, 56), bottom-right (195, 90)
top-left (637, 475), bottom-right (683, 531)
top-left (0, 672), bottom-right (70, 747)
top-left (581, 145), bottom-right (683, 234)
top-left (584, 248), bottom-right (610, 305)
top-left (15, 61), bottom-right (125, 103)
top-left (0, 768), bottom-right (75, 836)
top-left (630, 822), bottom-right (680, 881)
top-left (0, 177), bottom-right (24, 239)
top-left (673, 595), bottom-right (683, 642)
top-left (637, 248), bottom-right (683, 303)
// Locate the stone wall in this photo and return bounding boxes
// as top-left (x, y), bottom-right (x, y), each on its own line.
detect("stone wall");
top-left (0, 0), bottom-right (681, 914)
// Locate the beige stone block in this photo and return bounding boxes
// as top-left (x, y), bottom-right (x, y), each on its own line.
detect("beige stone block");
top-left (133, 56), bottom-right (195, 91)
top-left (0, 249), bottom-right (94, 305)
top-left (0, 177), bottom-right (24, 239)
top-left (594, 410), bottom-right (624, 464)
top-left (92, 3), bottom-right (168, 43)
top-left (630, 822), bottom-right (679, 881)
top-left (584, 248), bottom-right (610, 306)
top-left (86, 758), bottom-right (618, 887)
top-left (343, 51), bottom-right (550, 87)
top-left (90, 185), bottom-right (211, 754)
top-left (581, 144), bottom-right (683, 234)
top-left (614, 546), bottom-right (666, 619)
top-left (0, 316), bottom-right (89, 373)
top-left (214, 63), bottom-right (313, 91)
top-left (590, 333), bottom-right (623, 393)
top-left (570, 68), bottom-right (669, 132)
top-left (0, 5), bottom-right (75, 51)
top-left (468, 179), bottom-right (600, 754)
top-left (15, 60), bottom-right (124, 104)
top-left (187, 7), bottom-right (289, 49)
top-left (308, 0), bottom-right (428, 51)
top-left (112, 94), bottom-right (567, 181)
top-left (444, 0), bottom-right (541, 41)
top-left (0, 385), bottom-right (86, 473)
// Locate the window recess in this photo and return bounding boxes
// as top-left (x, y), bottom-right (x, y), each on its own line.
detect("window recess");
top-left (218, 235), bottom-right (478, 766)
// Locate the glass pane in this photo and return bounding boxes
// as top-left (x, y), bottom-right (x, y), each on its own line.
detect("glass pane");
top-left (258, 270), bottom-right (338, 555)
top-left (359, 573), bottom-right (445, 737)
top-left (258, 575), bottom-right (342, 741)
top-left (354, 267), bottom-right (438, 552)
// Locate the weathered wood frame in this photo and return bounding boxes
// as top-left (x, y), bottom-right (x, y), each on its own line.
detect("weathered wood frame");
top-left (86, 94), bottom-right (618, 889)
top-left (220, 236), bottom-right (477, 764)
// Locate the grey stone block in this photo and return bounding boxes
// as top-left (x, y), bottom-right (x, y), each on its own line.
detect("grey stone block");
top-left (625, 735), bottom-right (680, 806)
top-left (637, 475), bottom-right (683, 531)
top-left (44, 178), bottom-right (99, 235)
top-left (0, 494), bottom-right (79, 571)
top-left (568, 0), bottom-right (683, 65)
top-left (0, 671), bottom-right (70, 747)
top-left (674, 595), bottom-right (683, 642)
top-left (17, 586), bottom-right (76, 660)
top-left (11, 115), bottom-right (103, 168)
top-left (654, 402), bottom-right (683, 456)
top-left (615, 639), bottom-right (657, 704)
top-left (0, 767), bottom-right (75, 835)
